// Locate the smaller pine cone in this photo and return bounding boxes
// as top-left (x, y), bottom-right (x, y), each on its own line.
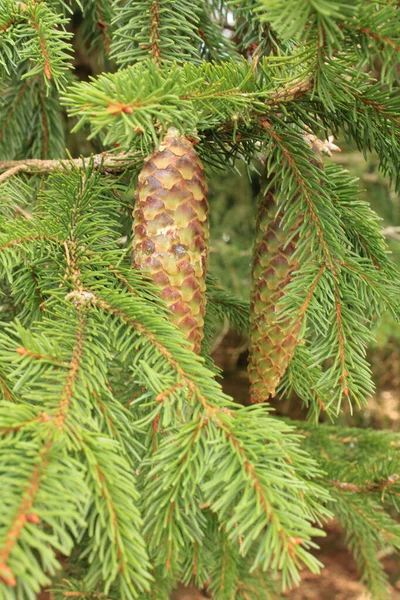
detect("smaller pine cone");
top-left (132, 129), bottom-right (209, 354)
top-left (248, 188), bottom-right (300, 402)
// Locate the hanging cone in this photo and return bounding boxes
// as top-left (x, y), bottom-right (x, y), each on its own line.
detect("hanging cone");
top-left (132, 129), bottom-right (209, 354)
top-left (248, 187), bottom-right (301, 402)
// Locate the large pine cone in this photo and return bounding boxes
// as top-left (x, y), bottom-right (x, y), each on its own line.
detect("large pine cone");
top-left (132, 129), bottom-right (209, 354)
top-left (248, 188), bottom-right (300, 402)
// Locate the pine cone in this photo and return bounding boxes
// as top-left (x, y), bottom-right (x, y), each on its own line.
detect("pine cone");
top-left (248, 188), bottom-right (300, 402)
top-left (132, 129), bottom-right (209, 354)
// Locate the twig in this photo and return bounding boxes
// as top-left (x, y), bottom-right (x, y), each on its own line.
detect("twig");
top-left (0, 77), bottom-right (313, 184)
top-left (266, 79), bottom-right (312, 106)
top-left (0, 164), bottom-right (29, 185)
top-left (0, 153), bottom-right (141, 182)
top-left (13, 206), bottom-right (33, 220)
top-left (333, 473), bottom-right (399, 494)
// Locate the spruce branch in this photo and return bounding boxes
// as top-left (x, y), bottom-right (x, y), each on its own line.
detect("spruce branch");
top-left (339, 1), bottom-right (400, 83)
top-left (205, 275), bottom-right (249, 333)
top-left (259, 122), bottom-right (400, 413)
top-left (266, 79), bottom-right (312, 105)
top-left (252, 0), bottom-right (400, 88)
top-left (80, 0), bottom-right (114, 55)
top-left (0, 440), bottom-right (52, 587)
top-left (294, 74), bottom-right (400, 187)
top-left (0, 436), bottom-right (88, 595)
top-left (62, 59), bottom-right (314, 151)
top-left (290, 421), bottom-right (400, 597)
top-left (0, 164), bottom-right (29, 185)
top-left (57, 279), bottom-right (330, 587)
top-left (261, 121), bottom-right (336, 270)
top-left (0, 1), bottom-right (73, 87)
top-left (0, 375), bottom-right (14, 403)
top-left (332, 474), bottom-right (400, 495)
top-left (1, 2), bottom-right (400, 596)
top-left (0, 74), bottom-right (66, 160)
top-left (0, 168), bottom-right (154, 597)
top-left (110, 0), bottom-right (204, 67)
top-left (0, 153), bottom-right (142, 181)
top-left (333, 495), bottom-right (400, 598)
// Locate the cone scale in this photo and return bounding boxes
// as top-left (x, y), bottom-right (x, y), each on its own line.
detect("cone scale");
top-left (132, 129), bottom-right (209, 354)
top-left (248, 188), bottom-right (300, 402)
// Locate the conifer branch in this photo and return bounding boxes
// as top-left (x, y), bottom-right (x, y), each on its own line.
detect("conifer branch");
top-left (356, 27), bottom-right (400, 53)
top-left (62, 285), bottom-right (329, 582)
top-left (110, 0), bottom-right (203, 67)
top-left (38, 89), bottom-right (49, 158)
top-left (14, 346), bottom-right (68, 366)
top-left (28, 5), bottom-right (52, 80)
top-left (0, 164), bottom-right (29, 185)
top-left (74, 290), bottom-right (216, 413)
top-left (55, 311), bottom-right (86, 430)
top-left (261, 121), bottom-right (335, 270)
top-left (94, 0), bottom-right (111, 53)
top-left (150, 0), bottom-right (161, 64)
top-left (0, 153), bottom-right (141, 181)
top-left (1, 3), bottom-right (400, 596)
top-left (333, 474), bottom-right (400, 494)
top-left (0, 78), bottom-right (31, 142)
top-left (80, 440), bottom-right (143, 586)
top-left (0, 375), bottom-right (14, 403)
top-left (62, 60), bottom-right (316, 152)
top-left (0, 234), bottom-right (62, 252)
top-left (266, 79), bottom-right (312, 105)
top-left (0, 441), bottom-right (52, 587)
top-left (0, 2), bottom-right (73, 86)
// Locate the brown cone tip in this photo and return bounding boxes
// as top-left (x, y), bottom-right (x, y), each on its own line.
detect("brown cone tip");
top-left (132, 129), bottom-right (209, 354)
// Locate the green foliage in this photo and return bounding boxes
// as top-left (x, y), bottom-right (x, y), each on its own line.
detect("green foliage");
top-left (205, 276), bottom-right (249, 333)
top-left (198, 4), bottom-right (239, 62)
top-left (62, 55), bottom-right (400, 186)
top-left (81, 0), bottom-right (114, 55)
top-left (111, 0), bottom-right (203, 66)
top-left (253, 0), bottom-right (400, 82)
top-left (62, 58), bottom-right (282, 151)
top-left (298, 422), bottom-right (400, 598)
top-left (0, 1), bottom-right (73, 88)
top-left (263, 132), bottom-right (400, 414)
top-left (253, 0), bottom-right (355, 44)
top-left (0, 73), bottom-right (66, 160)
top-left (0, 167), bottom-right (331, 597)
top-left (0, 1), bottom-right (400, 598)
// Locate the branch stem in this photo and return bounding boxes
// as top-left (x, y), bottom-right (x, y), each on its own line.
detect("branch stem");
top-left (0, 153), bottom-right (141, 182)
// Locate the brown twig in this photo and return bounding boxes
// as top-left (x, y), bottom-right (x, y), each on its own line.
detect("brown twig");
top-left (13, 205), bottom-right (33, 220)
top-left (0, 153), bottom-right (141, 183)
top-left (95, 0), bottom-right (111, 53)
top-left (265, 79), bottom-right (313, 106)
top-left (0, 441), bottom-right (52, 587)
top-left (0, 77), bottom-right (313, 184)
top-left (150, 0), bottom-right (161, 65)
top-left (333, 474), bottom-right (400, 494)
top-left (0, 164), bottom-right (29, 185)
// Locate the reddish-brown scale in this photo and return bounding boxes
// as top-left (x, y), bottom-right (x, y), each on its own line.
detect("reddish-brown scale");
top-left (248, 189), bottom-right (301, 402)
top-left (132, 129), bottom-right (209, 353)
